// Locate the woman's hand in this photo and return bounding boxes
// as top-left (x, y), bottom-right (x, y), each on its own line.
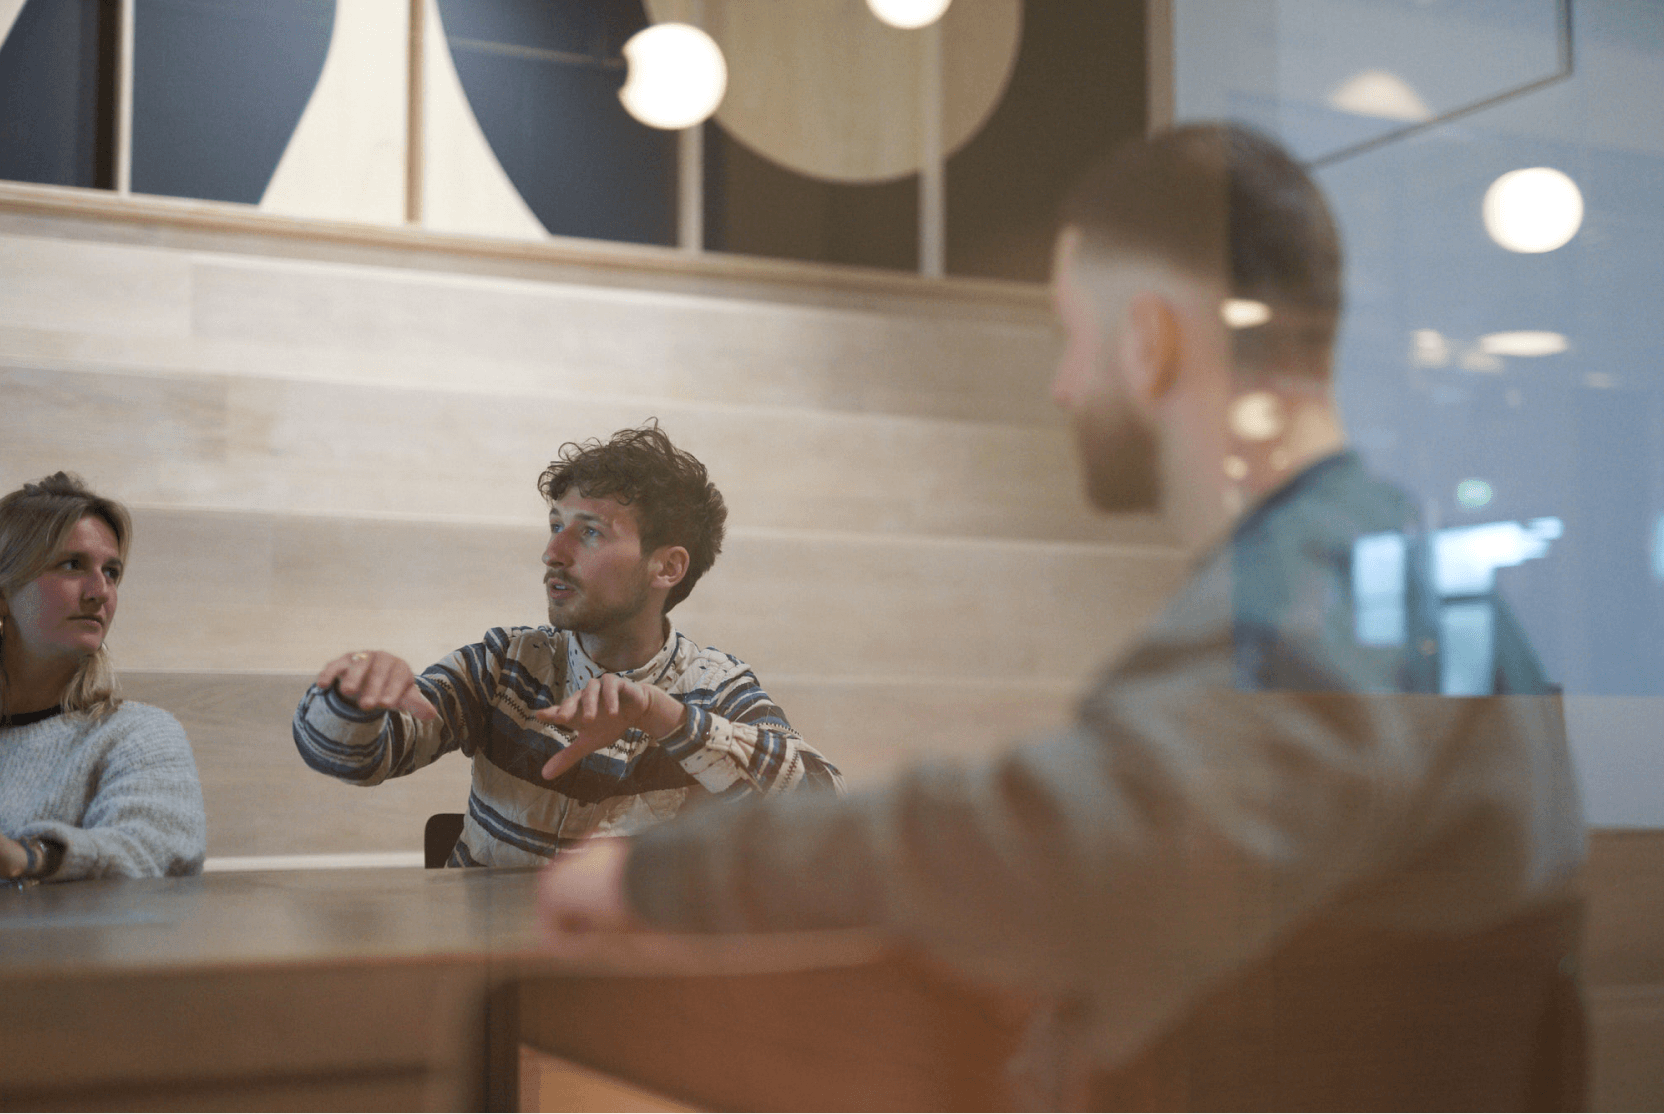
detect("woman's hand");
top-left (1, 834), bottom-right (30, 880)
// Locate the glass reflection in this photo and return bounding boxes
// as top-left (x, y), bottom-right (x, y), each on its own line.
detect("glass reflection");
top-left (1351, 516), bottom-right (1563, 695)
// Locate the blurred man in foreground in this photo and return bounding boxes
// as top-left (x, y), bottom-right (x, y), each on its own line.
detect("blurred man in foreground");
top-left (538, 126), bottom-right (1585, 1108)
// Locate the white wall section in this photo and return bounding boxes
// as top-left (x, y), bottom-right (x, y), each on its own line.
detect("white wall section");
top-left (259, 0), bottom-right (407, 225)
top-left (418, 0), bottom-right (545, 239)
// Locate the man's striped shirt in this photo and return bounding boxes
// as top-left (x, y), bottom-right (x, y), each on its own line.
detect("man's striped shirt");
top-left (293, 624), bottom-right (842, 867)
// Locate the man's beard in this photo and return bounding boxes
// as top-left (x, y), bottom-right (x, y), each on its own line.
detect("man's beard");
top-left (546, 571), bottom-right (653, 634)
top-left (1073, 388), bottom-right (1162, 514)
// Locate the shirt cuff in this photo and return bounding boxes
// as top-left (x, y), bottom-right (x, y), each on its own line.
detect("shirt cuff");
top-left (656, 701), bottom-right (710, 761)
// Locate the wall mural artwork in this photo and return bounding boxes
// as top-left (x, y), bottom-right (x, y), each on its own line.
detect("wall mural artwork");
top-left (418, 0), bottom-right (550, 241)
top-left (647, 0), bottom-right (1022, 184)
top-left (260, 0), bottom-right (407, 225)
top-left (0, 0), bottom-right (1068, 274)
top-left (435, 0), bottom-right (674, 246)
top-left (131, 0), bottom-right (335, 205)
top-left (0, 0), bottom-right (114, 189)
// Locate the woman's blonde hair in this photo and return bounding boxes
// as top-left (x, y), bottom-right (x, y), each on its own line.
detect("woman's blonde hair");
top-left (0, 473), bottom-right (132, 720)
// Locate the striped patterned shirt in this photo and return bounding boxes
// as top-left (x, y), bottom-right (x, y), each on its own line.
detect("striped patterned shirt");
top-left (293, 624), bottom-right (842, 868)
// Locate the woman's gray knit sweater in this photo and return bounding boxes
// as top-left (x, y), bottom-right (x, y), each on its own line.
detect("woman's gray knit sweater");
top-left (1, 701), bottom-right (206, 880)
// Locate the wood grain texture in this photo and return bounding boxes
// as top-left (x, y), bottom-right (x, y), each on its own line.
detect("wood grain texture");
top-left (0, 362), bottom-right (1167, 544)
top-left (1584, 829), bottom-right (1664, 1110)
top-left (0, 235), bottom-right (191, 339)
top-left (0, 182), bottom-right (1052, 314)
top-left (106, 508), bottom-right (1181, 679)
top-left (515, 954), bottom-right (1024, 1112)
top-left (0, 229), bottom-right (1059, 427)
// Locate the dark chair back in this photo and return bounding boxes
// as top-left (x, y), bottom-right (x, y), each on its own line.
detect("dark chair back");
top-left (424, 812), bottom-right (466, 869)
top-left (1089, 900), bottom-right (1587, 1111)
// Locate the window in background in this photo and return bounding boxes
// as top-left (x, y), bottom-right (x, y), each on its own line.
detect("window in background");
top-left (943, 0), bottom-right (1145, 282)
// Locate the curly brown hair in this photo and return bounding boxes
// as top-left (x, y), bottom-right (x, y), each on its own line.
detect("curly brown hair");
top-left (538, 422), bottom-right (726, 612)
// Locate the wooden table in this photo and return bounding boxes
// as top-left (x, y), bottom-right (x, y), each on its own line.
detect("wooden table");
top-left (0, 868), bottom-right (1021, 1112)
top-left (0, 867), bottom-right (555, 1110)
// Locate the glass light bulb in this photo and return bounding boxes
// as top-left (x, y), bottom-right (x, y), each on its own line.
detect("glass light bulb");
top-left (865, 0), bottom-right (953, 30)
top-left (619, 23), bottom-right (727, 131)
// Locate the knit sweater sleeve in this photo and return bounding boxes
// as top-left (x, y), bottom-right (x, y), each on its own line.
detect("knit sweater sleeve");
top-left (656, 658), bottom-right (843, 799)
top-left (18, 704), bottom-right (206, 881)
top-left (292, 631), bottom-right (506, 784)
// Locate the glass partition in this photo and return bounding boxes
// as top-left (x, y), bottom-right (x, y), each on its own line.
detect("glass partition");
top-left (1174, 0), bottom-right (1664, 823)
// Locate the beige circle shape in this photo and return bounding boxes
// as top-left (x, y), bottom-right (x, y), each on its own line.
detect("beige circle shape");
top-left (647, 0), bottom-right (1022, 183)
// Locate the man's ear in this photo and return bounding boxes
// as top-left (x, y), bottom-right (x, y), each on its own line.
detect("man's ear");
top-left (650, 546), bottom-right (690, 592)
top-left (1119, 292), bottom-right (1182, 405)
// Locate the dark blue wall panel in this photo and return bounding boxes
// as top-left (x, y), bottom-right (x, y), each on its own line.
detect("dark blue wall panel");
top-left (131, 0), bottom-right (333, 204)
top-left (0, 0), bottom-right (112, 189)
top-left (439, 0), bottom-right (675, 246)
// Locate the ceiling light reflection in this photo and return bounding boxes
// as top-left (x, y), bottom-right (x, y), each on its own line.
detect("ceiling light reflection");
top-left (1482, 167), bottom-right (1583, 254)
top-left (1327, 69), bottom-right (1431, 121)
top-left (1228, 391), bottom-right (1284, 442)
top-left (1412, 329), bottom-right (1450, 368)
top-left (1479, 331), bottom-right (1569, 357)
top-left (1221, 298), bottom-right (1271, 329)
top-left (1456, 479), bottom-right (1493, 509)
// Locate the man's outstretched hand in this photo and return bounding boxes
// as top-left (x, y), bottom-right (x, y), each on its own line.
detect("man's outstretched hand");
top-left (538, 837), bottom-right (639, 936)
top-left (535, 674), bottom-right (686, 780)
top-left (316, 650), bottom-right (439, 722)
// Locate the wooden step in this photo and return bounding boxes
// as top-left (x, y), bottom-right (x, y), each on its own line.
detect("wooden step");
top-left (0, 229), bottom-right (1059, 426)
top-left (109, 507), bottom-right (1183, 681)
top-left (0, 361), bottom-right (1167, 545)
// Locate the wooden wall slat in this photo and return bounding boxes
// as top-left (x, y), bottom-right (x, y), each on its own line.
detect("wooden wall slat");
top-left (109, 507), bottom-right (1180, 680)
top-left (0, 363), bottom-right (1164, 545)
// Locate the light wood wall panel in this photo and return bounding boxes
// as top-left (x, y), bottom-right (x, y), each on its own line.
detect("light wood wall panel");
top-left (0, 235), bottom-right (192, 339)
top-left (0, 231), bottom-right (1060, 426)
top-left (111, 507), bottom-right (1180, 683)
top-left (0, 362), bottom-right (1164, 544)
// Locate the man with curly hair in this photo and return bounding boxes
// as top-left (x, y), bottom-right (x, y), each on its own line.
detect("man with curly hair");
top-left (293, 423), bottom-right (841, 868)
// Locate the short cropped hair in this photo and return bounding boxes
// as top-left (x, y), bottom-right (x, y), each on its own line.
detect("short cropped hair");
top-left (538, 422), bottom-right (726, 612)
top-left (1061, 123), bottom-right (1343, 375)
top-left (0, 472), bottom-right (132, 719)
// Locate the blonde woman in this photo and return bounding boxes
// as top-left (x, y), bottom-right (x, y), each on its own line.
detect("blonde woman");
top-left (0, 473), bottom-right (205, 885)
